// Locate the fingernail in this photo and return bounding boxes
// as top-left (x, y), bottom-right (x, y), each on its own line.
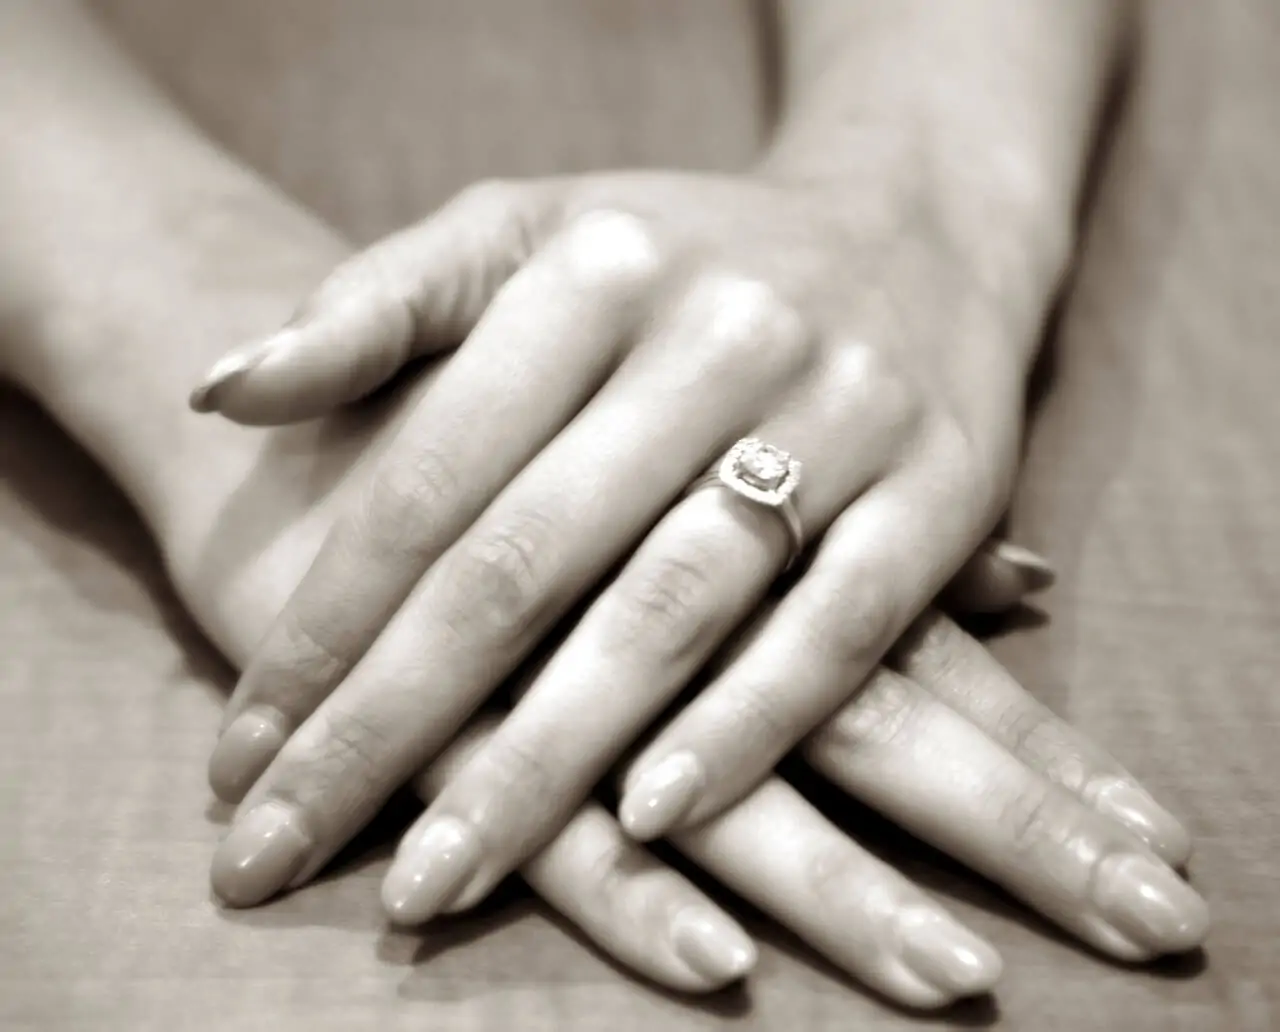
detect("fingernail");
top-left (897, 907), bottom-right (1003, 999)
top-left (993, 542), bottom-right (1057, 592)
top-left (1092, 778), bottom-right (1192, 867)
top-left (208, 707), bottom-right (288, 804)
top-left (619, 751), bottom-right (705, 841)
top-left (189, 327), bottom-right (305, 412)
top-left (671, 906), bottom-right (757, 985)
top-left (188, 342), bottom-right (269, 412)
top-left (1093, 853), bottom-right (1210, 954)
top-left (210, 800), bottom-right (311, 907)
top-left (381, 816), bottom-right (482, 925)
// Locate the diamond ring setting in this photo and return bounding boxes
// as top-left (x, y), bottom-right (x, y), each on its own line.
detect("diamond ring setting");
top-left (686, 437), bottom-right (804, 566)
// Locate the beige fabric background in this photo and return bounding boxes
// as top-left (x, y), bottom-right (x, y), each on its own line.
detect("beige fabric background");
top-left (2, 1), bottom-right (1277, 1029)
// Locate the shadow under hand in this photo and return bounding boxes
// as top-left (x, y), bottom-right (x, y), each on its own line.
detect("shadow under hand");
top-left (0, 385), bottom-right (234, 697)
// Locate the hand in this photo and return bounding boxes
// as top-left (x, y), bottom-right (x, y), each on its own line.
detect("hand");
top-left (170, 401), bottom-right (1205, 1008)
top-left (191, 171), bottom-right (1192, 930)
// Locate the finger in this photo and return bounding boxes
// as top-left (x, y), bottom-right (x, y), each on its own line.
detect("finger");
top-left (211, 268), bottom-right (809, 908)
top-left (890, 611), bottom-right (1192, 865)
top-left (207, 209), bottom-right (662, 804)
top-left (618, 431), bottom-right (994, 840)
top-left (945, 540), bottom-right (1056, 614)
top-left (409, 714), bottom-right (756, 992)
top-left (803, 667), bottom-right (1209, 960)
top-left (669, 777), bottom-right (1003, 1008)
top-left (189, 180), bottom-right (554, 423)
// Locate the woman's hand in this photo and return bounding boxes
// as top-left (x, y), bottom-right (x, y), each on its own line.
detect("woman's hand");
top-left (194, 169), bottom-right (1082, 915)
top-left (167, 391), bottom-right (1204, 1007)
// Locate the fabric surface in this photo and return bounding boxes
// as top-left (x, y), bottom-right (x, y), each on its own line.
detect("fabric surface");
top-left (2, 1), bottom-right (1277, 1028)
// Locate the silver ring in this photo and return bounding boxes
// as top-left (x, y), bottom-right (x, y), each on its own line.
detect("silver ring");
top-left (686, 437), bottom-right (804, 568)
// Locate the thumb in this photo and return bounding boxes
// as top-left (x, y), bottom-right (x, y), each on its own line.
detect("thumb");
top-left (189, 181), bottom-right (549, 425)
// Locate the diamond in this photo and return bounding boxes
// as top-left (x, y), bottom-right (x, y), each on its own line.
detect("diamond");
top-left (733, 441), bottom-right (790, 491)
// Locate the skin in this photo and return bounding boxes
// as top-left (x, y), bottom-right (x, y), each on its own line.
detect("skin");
top-left (186, 0), bottom-right (1155, 937)
top-left (0, 0), bottom-right (1208, 1011)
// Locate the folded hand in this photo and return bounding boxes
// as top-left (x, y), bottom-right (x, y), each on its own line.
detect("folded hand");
top-left (183, 171), bottom-right (1206, 1005)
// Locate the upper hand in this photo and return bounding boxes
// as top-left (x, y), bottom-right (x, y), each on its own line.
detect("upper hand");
top-left (189, 170), bottom-right (1156, 936)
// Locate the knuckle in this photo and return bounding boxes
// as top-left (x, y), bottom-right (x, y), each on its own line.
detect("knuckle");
top-left (990, 701), bottom-right (1055, 759)
top-left (1050, 754), bottom-right (1092, 796)
top-left (262, 608), bottom-right (353, 708)
top-left (308, 239), bottom-right (417, 345)
top-left (725, 676), bottom-right (804, 749)
top-left (437, 511), bottom-right (559, 641)
top-left (689, 271), bottom-right (812, 378)
top-left (452, 177), bottom-right (526, 218)
top-left (304, 704), bottom-right (397, 797)
top-left (556, 208), bottom-right (663, 290)
top-left (1000, 782), bottom-right (1069, 855)
top-left (805, 571), bottom-right (899, 669)
top-left (608, 551), bottom-right (719, 663)
top-left (927, 416), bottom-right (1006, 514)
top-left (474, 732), bottom-right (559, 820)
top-left (578, 831), bottom-right (639, 902)
top-left (832, 341), bottom-right (924, 438)
top-left (362, 445), bottom-right (461, 558)
top-left (891, 612), bottom-right (965, 686)
top-left (1001, 782), bottom-right (1109, 878)
top-left (804, 839), bottom-right (876, 908)
top-left (932, 417), bottom-right (980, 479)
top-left (817, 671), bottom-right (919, 755)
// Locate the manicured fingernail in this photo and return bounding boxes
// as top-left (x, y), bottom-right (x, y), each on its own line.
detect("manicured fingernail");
top-left (671, 906), bottom-right (757, 985)
top-left (619, 751), bottom-right (705, 840)
top-left (993, 542), bottom-right (1057, 592)
top-left (208, 707), bottom-right (288, 804)
top-left (897, 908), bottom-right (1003, 999)
top-left (210, 800), bottom-right (311, 907)
top-left (189, 327), bottom-right (306, 412)
top-left (381, 816), bottom-right (482, 925)
top-left (189, 342), bottom-right (269, 412)
top-left (1092, 778), bottom-right (1191, 867)
top-left (1093, 853), bottom-right (1210, 954)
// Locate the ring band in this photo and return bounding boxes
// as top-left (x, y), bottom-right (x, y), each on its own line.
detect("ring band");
top-left (685, 437), bottom-right (804, 568)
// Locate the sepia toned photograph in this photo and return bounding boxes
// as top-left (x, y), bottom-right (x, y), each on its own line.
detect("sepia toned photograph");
top-left (1, 2), bottom-right (1275, 1029)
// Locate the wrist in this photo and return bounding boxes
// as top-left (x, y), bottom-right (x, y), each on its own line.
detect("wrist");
top-left (758, 123), bottom-right (1073, 372)
top-left (756, 0), bottom-right (1126, 362)
top-left (12, 189), bottom-right (349, 556)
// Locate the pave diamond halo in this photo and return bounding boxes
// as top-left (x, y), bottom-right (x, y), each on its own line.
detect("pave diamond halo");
top-left (717, 437), bottom-right (802, 506)
top-left (683, 437), bottom-right (806, 570)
